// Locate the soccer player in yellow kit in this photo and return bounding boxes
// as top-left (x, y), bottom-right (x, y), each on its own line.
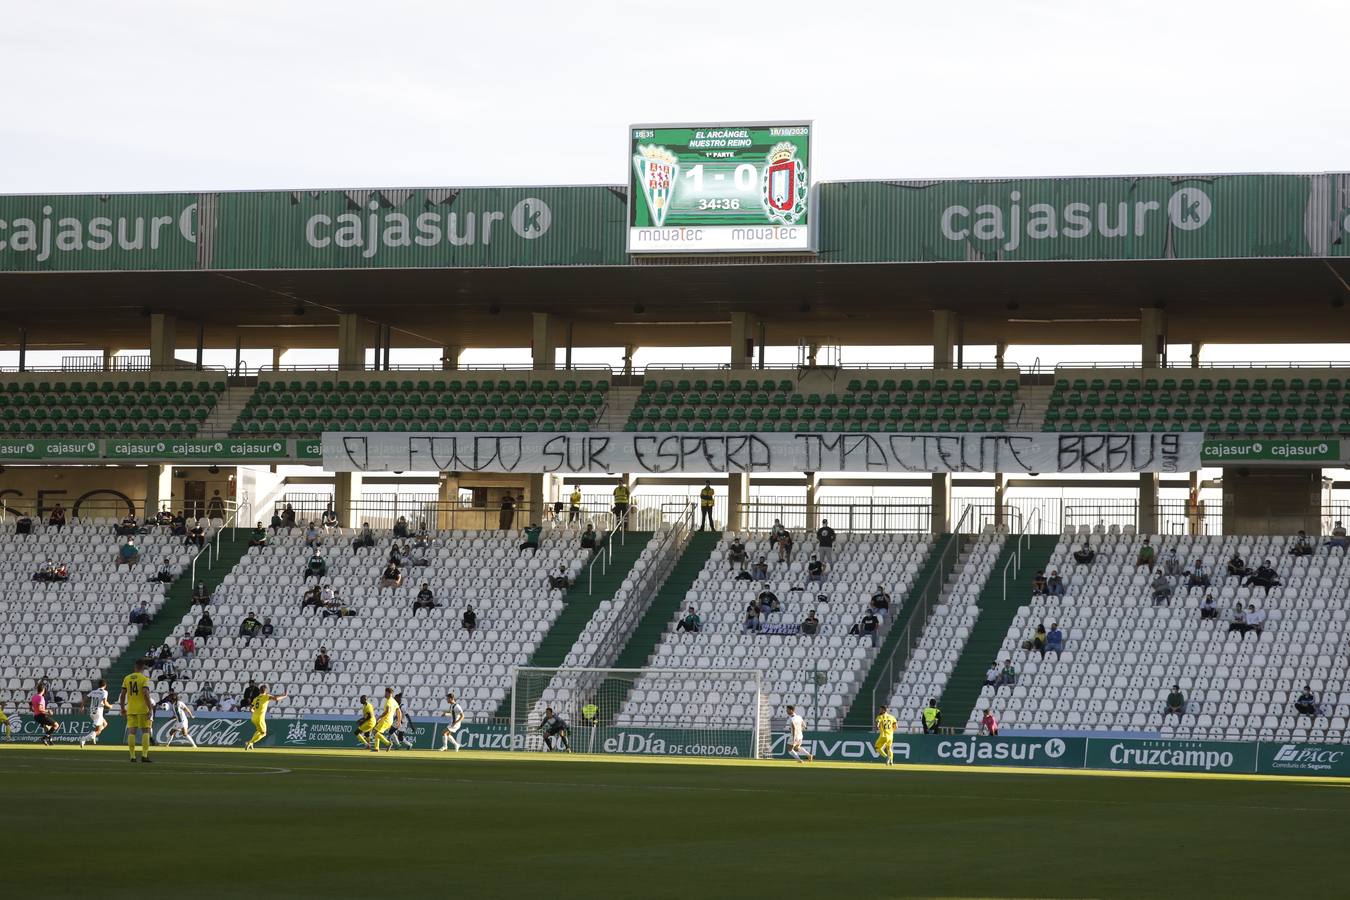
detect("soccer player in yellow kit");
top-left (120, 659), bottom-right (154, 763)
top-left (0, 703), bottom-right (11, 740)
top-left (355, 695), bottom-right (377, 748)
top-left (244, 683), bottom-right (288, 750)
top-left (875, 705), bottom-right (898, 767)
top-left (370, 687), bottom-right (400, 752)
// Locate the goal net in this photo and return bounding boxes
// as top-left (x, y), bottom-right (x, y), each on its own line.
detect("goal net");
top-left (509, 667), bottom-right (771, 760)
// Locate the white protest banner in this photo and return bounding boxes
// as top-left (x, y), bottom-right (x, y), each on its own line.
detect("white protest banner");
top-left (322, 431), bottom-right (1203, 475)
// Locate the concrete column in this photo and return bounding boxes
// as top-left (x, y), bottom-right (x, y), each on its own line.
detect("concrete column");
top-left (149, 314), bottom-right (177, 371)
top-left (727, 472), bottom-right (749, 532)
top-left (933, 309), bottom-right (957, 369)
top-left (1140, 307), bottom-right (1166, 368)
top-left (1190, 341), bottom-right (1202, 368)
top-left (334, 472), bottom-right (362, 529)
top-left (436, 472), bottom-right (460, 529)
top-left (729, 312), bottom-right (755, 369)
top-left (623, 344), bottom-right (636, 376)
top-left (337, 314), bottom-right (367, 371)
top-left (993, 472), bottom-right (1006, 531)
top-left (271, 347), bottom-right (287, 371)
top-left (144, 465), bottom-right (173, 519)
top-left (442, 346), bottom-right (461, 371)
top-left (1187, 470), bottom-right (1202, 535)
top-left (995, 341), bottom-right (1008, 370)
top-left (531, 313), bottom-right (556, 371)
top-left (804, 472), bottom-right (820, 530)
top-left (931, 473), bottom-right (951, 534)
top-left (1139, 472), bottom-right (1160, 535)
top-left (526, 474), bottom-right (547, 526)
top-left (102, 347), bottom-right (118, 373)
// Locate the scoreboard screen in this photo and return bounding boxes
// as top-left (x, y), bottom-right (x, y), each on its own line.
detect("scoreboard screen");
top-left (627, 121), bottom-right (812, 254)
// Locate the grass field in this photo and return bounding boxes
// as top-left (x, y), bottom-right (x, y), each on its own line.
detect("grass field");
top-left (4, 745), bottom-right (1348, 899)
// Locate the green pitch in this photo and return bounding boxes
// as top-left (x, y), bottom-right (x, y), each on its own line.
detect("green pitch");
top-left (3, 746), bottom-right (1346, 899)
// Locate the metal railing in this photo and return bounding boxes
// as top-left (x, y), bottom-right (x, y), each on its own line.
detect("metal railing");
top-left (867, 506), bottom-right (975, 715)
top-left (189, 504), bottom-right (242, 587)
top-left (740, 500), bottom-right (931, 534)
top-left (1001, 506), bottom-right (1043, 606)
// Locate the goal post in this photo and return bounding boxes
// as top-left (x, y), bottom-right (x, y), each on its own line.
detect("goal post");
top-left (509, 666), bottom-right (771, 760)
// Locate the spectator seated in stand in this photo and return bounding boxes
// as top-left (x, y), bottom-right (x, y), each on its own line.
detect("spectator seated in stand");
top-left (351, 523), bottom-right (375, 550)
top-left (47, 503), bottom-right (66, 530)
top-left (1045, 570), bottom-right (1065, 596)
top-left (148, 557), bottom-right (173, 584)
top-left (741, 602), bottom-right (761, 634)
top-left (1073, 543), bottom-right (1096, 565)
top-left (1226, 602), bottom-right (1248, 634)
top-left (129, 600), bottom-right (151, 626)
top-left (170, 511), bottom-right (187, 536)
top-left (768, 519), bottom-right (788, 554)
top-left (1164, 684), bottom-right (1186, 716)
top-left (1186, 560), bottom-right (1211, 588)
top-left (282, 503), bottom-right (297, 528)
top-left (1151, 571), bottom-right (1174, 606)
top-left (547, 566), bottom-right (571, 590)
top-left (1227, 552), bottom-right (1252, 578)
top-left (1135, 537), bottom-right (1155, 568)
top-left (1244, 560), bottom-right (1280, 593)
top-left (519, 524), bottom-right (542, 554)
top-left (314, 648), bottom-right (332, 672)
top-left (999, 659), bottom-right (1017, 686)
top-left (186, 523), bottom-right (206, 548)
top-left (1295, 686), bottom-right (1320, 717)
top-left (750, 557), bottom-right (769, 580)
top-left (393, 515), bottom-right (411, 538)
top-left (800, 609), bottom-right (820, 636)
top-left (1245, 603), bottom-right (1267, 635)
top-left (116, 538), bottom-right (140, 568)
top-left (850, 609), bottom-right (880, 645)
top-left (806, 555), bottom-right (825, 586)
top-left (304, 550), bottom-right (327, 580)
top-left (248, 522), bottom-right (268, 547)
top-left (1327, 520), bottom-right (1348, 552)
top-left (1199, 593), bottom-right (1218, 620)
top-left (194, 610), bottom-right (214, 638)
top-left (870, 587), bottom-right (892, 615)
top-left (1045, 623), bottom-right (1064, 657)
top-left (676, 606), bottom-right (702, 633)
top-left (1290, 530), bottom-right (1314, 557)
top-left (321, 598), bottom-right (358, 619)
top-left (756, 583), bottom-right (780, 614)
top-left (580, 524), bottom-right (598, 555)
top-left (116, 513), bottom-right (140, 536)
top-left (413, 583), bottom-right (440, 615)
top-left (380, 560), bottom-right (403, 588)
top-left (191, 582), bottom-right (211, 605)
top-left (461, 605), bottom-right (477, 634)
top-left (238, 613), bottom-right (262, 639)
top-left (727, 536), bottom-right (748, 570)
top-left (15, 514), bottom-right (32, 534)
top-left (178, 635), bottom-right (196, 660)
top-left (984, 660), bottom-right (1001, 687)
top-left (1030, 623), bottom-right (1047, 656)
top-left (301, 584), bottom-right (323, 610)
top-left (260, 617), bottom-right (274, 638)
top-left (269, 511), bottom-right (284, 533)
top-left (1031, 570), bottom-right (1048, 595)
top-left (32, 559), bottom-right (69, 582)
top-left (1161, 548), bottom-right (1183, 577)
top-left (303, 522), bottom-right (322, 548)
top-left (322, 504), bottom-right (339, 531)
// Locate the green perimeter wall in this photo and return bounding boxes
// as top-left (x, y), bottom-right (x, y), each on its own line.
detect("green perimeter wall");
top-left (14, 714), bottom-right (1349, 778)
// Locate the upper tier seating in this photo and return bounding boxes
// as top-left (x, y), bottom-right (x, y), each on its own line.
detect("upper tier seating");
top-left (231, 373), bottom-right (608, 436)
top-left (0, 520), bottom-right (195, 712)
top-left (164, 526), bottom-right (588, 720)
top-left (614, 531), bottom-right (934, 729)
top-left (888, 534), bottom-right (1005, 731)
top-left (1044, 369), bottom-right (1350, 435)
top-left (627, 371), bottom-right (1020, 433)
top-left (970, 532), bottom-right (1350, 743)
top-left (0, 377), bottom-right (225, 437)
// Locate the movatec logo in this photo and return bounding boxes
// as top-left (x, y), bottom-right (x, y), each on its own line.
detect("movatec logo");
top-left (940, 187), bottom-right (1212, 252)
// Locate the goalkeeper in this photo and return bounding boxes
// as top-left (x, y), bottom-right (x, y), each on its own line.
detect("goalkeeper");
top-left (538, 707), bottom-right (571, 752)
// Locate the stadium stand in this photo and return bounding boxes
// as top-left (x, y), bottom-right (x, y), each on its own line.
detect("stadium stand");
top-left (0, 375), bottom-right (225, 437)
top-left (230, 373), bottom-right (609, 436)
top-left (1043, 369), bottom-right (1350, 435)
top-left (164, 526), bottom-right (607, 720)
top-left (969, 531), bottom-right (1350, 741)
top-left (626, 370), bottom-right (1021, 432)
top-left (887, 533), bottom-right (1007, 731)
top-left (612, 530), bottom-right (935, 729)
top-left (0, 519), bottom-right (197, 713)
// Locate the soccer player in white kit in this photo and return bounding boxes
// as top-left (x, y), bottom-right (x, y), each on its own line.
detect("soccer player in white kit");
top-left (79, 679), bottom-right (113, 747)
top-left (438, 691), bottom-right (465, 751)
top-left (785, 705), bottom-right (813, 763)
top-left (164, 693), bottom-right (198, 747)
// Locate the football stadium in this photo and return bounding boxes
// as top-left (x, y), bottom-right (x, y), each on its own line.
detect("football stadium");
top-left (5, 5), bottom-right (1350, 899)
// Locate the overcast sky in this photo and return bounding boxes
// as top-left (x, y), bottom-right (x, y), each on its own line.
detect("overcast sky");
top-left (6, 1), bottom-right (1349, 194)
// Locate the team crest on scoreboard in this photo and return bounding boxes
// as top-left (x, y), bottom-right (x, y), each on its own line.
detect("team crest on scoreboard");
top-left (761, 142), bottom-right (808, 225)
top-left (632, 145), bottom-right (680, 228)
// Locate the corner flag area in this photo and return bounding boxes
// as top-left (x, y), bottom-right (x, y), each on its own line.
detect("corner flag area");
top-left (2, 745), bottom-right (1345, 899)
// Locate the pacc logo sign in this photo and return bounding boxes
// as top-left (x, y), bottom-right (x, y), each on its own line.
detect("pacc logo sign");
top-left (940, 187), bottom-right (1213, 253)
top-left (1271, 744), bottom-right (1345, 771)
